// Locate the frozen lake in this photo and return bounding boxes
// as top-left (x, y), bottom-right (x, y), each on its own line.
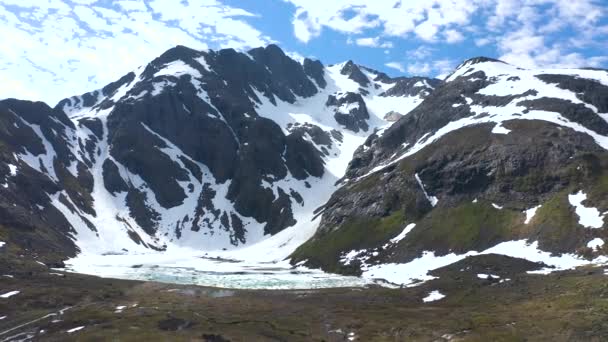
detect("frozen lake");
top-left (63, 250), bottom-right (376, 290)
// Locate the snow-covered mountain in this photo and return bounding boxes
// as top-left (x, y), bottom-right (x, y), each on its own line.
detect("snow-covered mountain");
top-left (0, 44), bottom-right (437, 261)
top-left (292, 57), bottom-right (608, 284)
top-left (3, 46), bottom-right (608, 287)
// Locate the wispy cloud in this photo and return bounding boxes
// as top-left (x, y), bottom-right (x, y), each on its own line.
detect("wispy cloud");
top-left (385, 62), bottom-right (405, 73)
top-left (286, 0), bottom-right (607, 69)
top-left (0, 0), bottom-right (271, 104)
top-left (348, 36), bottom-right (393, 48)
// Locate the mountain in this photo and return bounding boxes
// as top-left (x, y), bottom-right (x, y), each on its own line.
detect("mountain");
top-left (291, 57), bottom-right (608, 283)
top-left (0, 44), bottom-right (438, 264)
top-left (3, 45), bottom-right (608, 341)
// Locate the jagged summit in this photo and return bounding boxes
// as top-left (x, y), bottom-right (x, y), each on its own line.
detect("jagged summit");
top-left (461, 56), bottom-right (506, 66)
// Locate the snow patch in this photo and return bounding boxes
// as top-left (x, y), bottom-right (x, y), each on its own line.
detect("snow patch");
top-left (363, 240), bottom-right (608, 286)
top-left (154, 60), bottom-right (202, 79)
top-left (7, 164), bottom-right (17, 176)
top-left (568, 191), bottom-right (605, 229)
top-left (415, 173), bottom-right (438, 207)
top-left (524, 205), bottom-right (541, 224)
top-left (389, 223), bottom-right (416, 244)
top-left (587, 238), bottom-right (604, 250)
top-left (477, 273), bottom-right (499, 279)
top-left (422, 290), bottom-right (445, 302)
top-left (0, 291), bottom-right (20, 298)
top-left (492, 122), bottom-right (511, 134)
top-left (67, 326), bottom-right (85, 333)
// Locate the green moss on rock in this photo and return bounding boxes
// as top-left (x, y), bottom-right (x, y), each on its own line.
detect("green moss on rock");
top-left (291, 211), bottom-right (406, 274)
top-left (403, 202), bottom-right (522, 255)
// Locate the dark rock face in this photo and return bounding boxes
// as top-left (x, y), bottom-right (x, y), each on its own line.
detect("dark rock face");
top-left (293, 121), bottom-right (608, 273)
top-left (102, 159), bottom-right (128, 195)
top-left (326, 92), bottom-right (370, 132)
top-left (380, 77), bottom-right (441, 98)
top-left (248, 44), bottom-right (319, 100)
top-left (536, 74), bottom-right (608, 113)
top-left (518, 97), bottom-right (608, 135)
top-left (303, 58), bottom-right (326, 88)
top-left (339, 60), bottom-right (370, 87)
top-left (0, 100), bottom-right (81, 264)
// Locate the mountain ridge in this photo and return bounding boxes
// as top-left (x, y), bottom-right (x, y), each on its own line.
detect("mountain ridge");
top-left (2, 44), bottom-right (608, 288)
top-left (0, 43), bottom-right (438, 265)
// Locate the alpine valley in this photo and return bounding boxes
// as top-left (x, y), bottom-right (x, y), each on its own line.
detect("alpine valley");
top-left (2, 45), bottom-right (608, 341)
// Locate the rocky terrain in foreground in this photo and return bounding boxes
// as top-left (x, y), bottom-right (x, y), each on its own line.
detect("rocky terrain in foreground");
top-left (1, 256), bottom-right (608, 341)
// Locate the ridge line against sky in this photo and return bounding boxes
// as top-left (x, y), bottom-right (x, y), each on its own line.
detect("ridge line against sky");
top-left (0, 0), bottom-right (606, 105)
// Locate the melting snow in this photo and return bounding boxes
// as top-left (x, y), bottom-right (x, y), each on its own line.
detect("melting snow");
top-left (492, 203), bottom-right (503, 210)
top-left (0, 291), bottom-right (20, 298)
top-left (422, 290), bottom-right (445, 302)
top-left (389, 223), bottom-right (416, 244)
top-left (477, 273), bottom-right (500, 279)
top-left (568, 191), bottom-right (605, 229)
top-left (67, 326), bottom-right (85, 333)
top-left (0, 241), bottom-right (4, 248)
top-left (524, 205), bottom-right (541, 224)
top-left (587, 238), bottom-right (604, 250)
top-left (492, 122), bottom-right (511, 134)
top-left (415, 173), bottom-right (438, 207)
top-left (362, 240), bottom-right (608, 286)
top-left (7, 164), bottom-right (17, 176)
top-left (154, 60), bottom-right (202, 79)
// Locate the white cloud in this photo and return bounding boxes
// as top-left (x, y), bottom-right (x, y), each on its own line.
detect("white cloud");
top-left (444, 29), bottom-right (464, 44)
top-left (0, 0), bottom-right (271, 105)
top-left (385, 62), bottom-right (405, 72)
top-left (286, 0), bottom-right (607, 69)
top-left (474, 37), bottom-right (492, 47)
top-left (286, 0), bottom-right (477, 43)
top-left (407, 46), bottom-right (434, 59)
top-left (406, 59), bottom-right (455, 78)
top-left (354, 37), bottom-right (393, 48)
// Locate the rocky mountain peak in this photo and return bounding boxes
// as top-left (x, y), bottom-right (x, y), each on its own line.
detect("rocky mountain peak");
top-left (339, 60), bottom-right (370, 87)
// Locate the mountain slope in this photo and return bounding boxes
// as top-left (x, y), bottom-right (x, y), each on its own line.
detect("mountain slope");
top-left (0, 44), bottom-right (437, 262)
top-left (291, 58), bottom-right (608, 283)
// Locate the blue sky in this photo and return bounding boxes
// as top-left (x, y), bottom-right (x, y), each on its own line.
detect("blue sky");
top-left (1, 0), bottom-right (607, 105)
